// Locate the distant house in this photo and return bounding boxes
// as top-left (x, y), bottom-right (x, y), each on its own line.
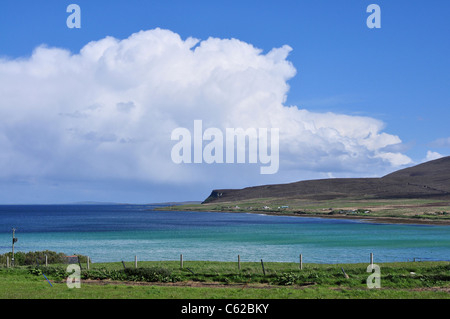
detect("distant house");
top-left (263, 206), bottom-right (270, 209)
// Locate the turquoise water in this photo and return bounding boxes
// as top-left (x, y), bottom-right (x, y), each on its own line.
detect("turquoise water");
top-left (0, 205), bottom-right (449, 263)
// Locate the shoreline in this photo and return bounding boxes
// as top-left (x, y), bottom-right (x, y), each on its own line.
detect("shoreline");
top-left (161, 207), bottom-right (450, 226)
top-left (254, 211), bottom-right (450, 226)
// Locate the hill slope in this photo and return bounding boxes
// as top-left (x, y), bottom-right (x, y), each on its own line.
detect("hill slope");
top-left (203, 156), bottom-right (450, 203)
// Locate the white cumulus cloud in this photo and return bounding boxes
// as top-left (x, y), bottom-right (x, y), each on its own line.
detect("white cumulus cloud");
top-left (0, 28), bottom-right (412, 199)
top-left (424, 151), bottom-right (444, 162)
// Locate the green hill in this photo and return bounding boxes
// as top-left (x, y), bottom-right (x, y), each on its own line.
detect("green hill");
top-left (203, 156), bottom-right (450, 203)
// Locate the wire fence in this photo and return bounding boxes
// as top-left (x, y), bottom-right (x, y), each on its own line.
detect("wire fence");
top-left (6, 254), bottom-right (449, 269)
top-left (2, 250), bottom-right (449, 269)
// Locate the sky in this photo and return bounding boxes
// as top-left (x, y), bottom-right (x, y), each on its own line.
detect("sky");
top-left (0, 0), bottom-right (449, 204)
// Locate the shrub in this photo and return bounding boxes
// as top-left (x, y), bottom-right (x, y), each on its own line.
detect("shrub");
top-left (0, 250), bottom-right (84, 266)
top-left (28, 265), bottom-right (68, 280)
top-left (124, 267), bottom-right (172, 282)
top-left (27, 264), bottom-right (176, 283)
top-left (82, 268), bottom-right (118, 280)
top-left (275, 272), bottom-right (300, 285)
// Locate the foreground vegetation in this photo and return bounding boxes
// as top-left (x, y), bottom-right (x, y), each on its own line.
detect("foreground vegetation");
top-left (0, 250), bottom-right (88, 266)
top-left (1, 256), bottom-right (449, 299)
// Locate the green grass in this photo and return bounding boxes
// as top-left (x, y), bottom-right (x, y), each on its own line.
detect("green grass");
top-left (1, 261), bottom-right (449, 299)
top-left (162, 198), bottom-right (450, 223)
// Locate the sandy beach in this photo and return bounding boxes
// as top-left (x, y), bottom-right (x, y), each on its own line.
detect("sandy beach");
top-left (246, 210), bottom-right (450, 226)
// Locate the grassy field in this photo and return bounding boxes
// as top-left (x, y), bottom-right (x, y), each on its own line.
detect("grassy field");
top-left (1, 260), bottom-right (449, 299)
top-left (160, 198), bottom-right (450, 224)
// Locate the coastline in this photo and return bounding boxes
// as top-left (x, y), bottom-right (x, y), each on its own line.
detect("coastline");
top-left (251, 211), bottom-right (450, 226)
top-left (161, 206), bottom-right (450, 226)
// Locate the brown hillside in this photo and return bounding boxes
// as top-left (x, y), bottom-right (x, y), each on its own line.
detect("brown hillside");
top-left (203, 156), bottom-right (450, 203)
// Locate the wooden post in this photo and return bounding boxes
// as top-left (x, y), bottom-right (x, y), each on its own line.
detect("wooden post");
top-left (180, 254), bottom-right (183, 269)
top-left (341, 267), bottom-right (349, 279)
top-left (186, 267), bottom-right (195, 275)
top-left (87, 256), bottom-right (90, 270)
top-left (11, 228), bottom-right (16, 267)
top-left (238, 255), bottom-right (241, 270)
top-left (45, 254), bottom-right (48, 267)
top-left (6, 256), bottom-right (9, 268)
top-left (135, 255), bottom-right (137, 269)
top-left (260, 259), bottom-right (266, 276)
top-left (299, 254), bottom-right (303, 270)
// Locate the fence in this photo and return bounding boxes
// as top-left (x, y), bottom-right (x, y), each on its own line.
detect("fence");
top-left (1, 251), bottom-right (443, 268)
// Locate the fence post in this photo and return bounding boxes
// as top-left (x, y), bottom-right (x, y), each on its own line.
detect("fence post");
top-left (87, 256), bottom-right (90, 270)
top-left (238, 255), bottom-right (241, 270)
top-left (6, 256), bottom-right (9, 268)
top-left (260, 259), bottom-right (266, 276)
top-left (180, 254), bottom-right (183, 269)
top-left (299, 254), bottom-right (303, 270)
top-left (135, 255), bottom-right (137, 269)
top-left (341, 267), bottom-right (349, 279)
top-left (45, 255), bottom-right (48, 267)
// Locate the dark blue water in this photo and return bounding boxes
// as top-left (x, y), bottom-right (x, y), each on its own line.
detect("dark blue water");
top-left (0, 205), bottom-right (449, 263)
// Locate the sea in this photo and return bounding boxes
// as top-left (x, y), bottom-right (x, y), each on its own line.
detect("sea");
top-left (0, 204), bottom-right (449, 264)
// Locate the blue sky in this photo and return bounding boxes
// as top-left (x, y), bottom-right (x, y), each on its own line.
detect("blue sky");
top-left (0, 1), bottom-right (449, 204)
